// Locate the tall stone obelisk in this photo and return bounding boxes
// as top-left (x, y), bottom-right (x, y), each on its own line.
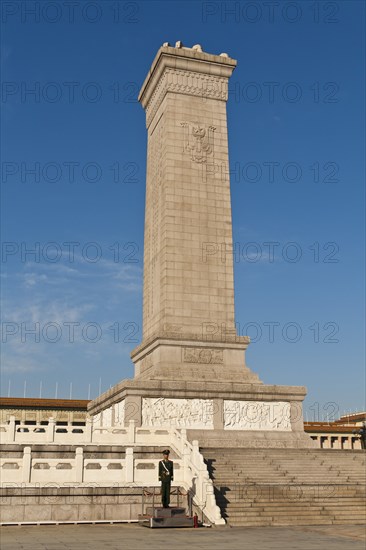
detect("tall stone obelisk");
top-left (89, 42), bottom-right (315, 448)
top-left (131, 41), bottom-right (260, 383)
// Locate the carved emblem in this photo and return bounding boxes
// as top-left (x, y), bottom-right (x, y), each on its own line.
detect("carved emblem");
top-left (181, 121), bottom-right (216, 163)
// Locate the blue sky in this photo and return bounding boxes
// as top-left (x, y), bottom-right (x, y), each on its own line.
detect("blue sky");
top-left (1, 0), bottom-right (365, 420)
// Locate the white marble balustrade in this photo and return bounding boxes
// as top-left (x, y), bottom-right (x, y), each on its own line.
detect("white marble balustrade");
top-left (0, 418), bottom-right (224, 525)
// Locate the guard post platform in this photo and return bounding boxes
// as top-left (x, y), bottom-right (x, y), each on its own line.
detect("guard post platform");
top-left (138, 487), bottom-right (195, 528)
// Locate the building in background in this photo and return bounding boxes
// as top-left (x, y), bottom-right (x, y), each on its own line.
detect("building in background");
top-left (0, 397), bottom-right (89, 426)
top-left (305, 412), bottom-right (366, 450)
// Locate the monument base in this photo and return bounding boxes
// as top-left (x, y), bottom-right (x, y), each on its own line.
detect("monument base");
top-left (88, 377), bottom-right (317, 449)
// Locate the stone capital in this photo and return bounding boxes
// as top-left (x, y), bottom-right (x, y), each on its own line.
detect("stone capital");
top-left (138, 44), bottom-right (237, 128)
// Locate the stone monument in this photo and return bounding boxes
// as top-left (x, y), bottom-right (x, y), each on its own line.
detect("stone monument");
top-left (88, 42), bottom-right (315, 448)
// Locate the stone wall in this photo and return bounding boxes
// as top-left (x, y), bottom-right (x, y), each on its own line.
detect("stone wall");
top-left (0, 486), bottom-right (189, 524)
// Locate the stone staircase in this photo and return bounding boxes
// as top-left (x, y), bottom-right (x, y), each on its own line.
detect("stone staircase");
top-left (201, 448), bottom-right (366, 526)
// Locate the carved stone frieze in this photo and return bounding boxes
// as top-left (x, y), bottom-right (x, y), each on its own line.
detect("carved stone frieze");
top-left (142, 397), bottom-right (214, 428)
top-left (224, 400), bottom-right (292, 431)
top-left (183, 347), bottom-right (223, 364)
top-left (146, 68), bottom-right (227, 127)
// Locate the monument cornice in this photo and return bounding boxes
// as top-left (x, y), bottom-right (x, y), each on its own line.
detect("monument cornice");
top-left (138, 44), bottom-right (237, 107)
top-left (138, 44), bottom-right (237, 128)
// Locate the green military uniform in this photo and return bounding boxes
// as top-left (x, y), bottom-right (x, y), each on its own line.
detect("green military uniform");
top-left (159, 450), bottom-right (173, 508)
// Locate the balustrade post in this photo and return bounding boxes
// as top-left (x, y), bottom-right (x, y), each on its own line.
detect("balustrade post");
top-left (125, 447), bottom-right (134, 482)
top-left (85, 417), bottom-right (92, 443)
top-left (47, 417), bottom-right (55, 442)
top-left (182, 441), bottom-right (191, 485)
top-left (75, 447), bottom-right (83, 482)
top-left (22, 446), bottom-right (31, 483)
top-left (180, 429), bottom-right (187, 454)
top-left (8, 415), bottom-right (16, 442)
top-left (192, 440), bottom-right (200, 466)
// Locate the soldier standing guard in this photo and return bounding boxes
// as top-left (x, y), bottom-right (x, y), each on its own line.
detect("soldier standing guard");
top-left (159, 449), bottom-right (174, 508)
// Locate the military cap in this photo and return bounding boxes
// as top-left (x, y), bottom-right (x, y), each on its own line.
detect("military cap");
top-left (162, 449), bottom-right (170, 455)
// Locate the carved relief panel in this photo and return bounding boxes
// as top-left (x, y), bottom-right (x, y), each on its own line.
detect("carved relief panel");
top-left (142, 397), bottom-right (214, 428)
top-left (224, 400), bottom-right (291, 431)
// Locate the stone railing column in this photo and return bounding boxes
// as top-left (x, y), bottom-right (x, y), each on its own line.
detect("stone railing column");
top-left (8, 415), bottom-right (16, 442)
top-left (180, 429), bottom-right (187, 454)
top-left (85, 418), bottom-right (92, 443)
top-left (75, 447), bottom-right (83, 482)
top-left (22, 446), bottom-right (31, 483)
top-left (191, 440), bottom-right (204, 502)
top-left (125, 447), bottom-right (134, 482)
top-left (47, 417), bottom-right (55, 442)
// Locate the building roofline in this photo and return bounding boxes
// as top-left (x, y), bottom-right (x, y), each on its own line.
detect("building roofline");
top-left (0, 397), bottom-right (90, 410)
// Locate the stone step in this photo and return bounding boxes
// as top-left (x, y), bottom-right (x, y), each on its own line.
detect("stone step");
top-left (221, 502), bottom-right (366, 508)
top-left (215, 484), bottom-right (359, 488)
top-left (220, 462), bottom-right (341, 467)
top-left (213, 472), bottom-right (363, 478)
top-left (212, 472), bottom-right (346, 478)
top-left (215, 477), bottom-right (355, 483)
top-left (218, 451), bottom-right (364, 454)
top-left (217, 495), bottom-right (366, 501)
top-left (219, 490), bottom-right (365, 496)
top-left (227, 520), bottom-right (275, 526)
top-left (219, 502), bottom-right (366, 510)
top-left (228, 519), bottom-right (335, 526)
top-left (225, 506), bottom-right (366, 514)
top-left (222, 471), bottom-right (352, 476)
top-left (212, 468), bottom-right (348, 474)
top-left (211, 465), bottom-right (348, 473)
top-left (214, 483), bottom-right (363, 491)
top-left (219, 500), bottom-right (366, 507)
top-left (214, 463), bottom-right (364, 471)
top-left (208, 458), bottom-right (319, 462)
top-left (229, 512), bottom-right (365, 520)
top-left (332, 518), bottom-right (366, 524)
top-left (247, 479), bottom-right (360, 484)
top-left (213, 478), bottom-right (358, 485)
top-left (201, 447), bottom-right (366, 527)
top-left (225, 513), bottom-right (364, 519)
top-left (212, 475), bottom-right (291, 480)
top-left (229, 520), bottom-right (366, 527)
top-left (225, 509), bottom-right (334, 517)
top-left (324, 512), bottom-right (366, 518)
top-left (206, 454), bottom-right (365, 462)
top-left (225, 514), bottom-right (342, 522)
top-left (218, 506), bottom-right (365, 513)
